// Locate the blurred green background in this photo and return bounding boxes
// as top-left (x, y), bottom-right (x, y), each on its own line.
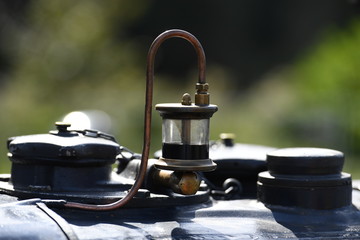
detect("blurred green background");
top-left (0, 1), bottom-right (360, 176)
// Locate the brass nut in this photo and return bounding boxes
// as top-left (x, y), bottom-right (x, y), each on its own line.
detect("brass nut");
top-left (196, 83), bottom-right (209, 92)
top-left (195, 93), bottom-right (210, 105)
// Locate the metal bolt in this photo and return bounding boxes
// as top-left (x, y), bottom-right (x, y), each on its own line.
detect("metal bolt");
top-left (181, 93), bottom-right (192, 105)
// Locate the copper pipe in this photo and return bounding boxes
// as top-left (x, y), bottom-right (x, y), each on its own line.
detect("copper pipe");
top-left (147, 29), bottom-right (206, 84)
top-left (64, 29), bottom-right (206, 211)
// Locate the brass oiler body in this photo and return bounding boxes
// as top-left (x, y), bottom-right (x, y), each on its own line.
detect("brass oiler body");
top-left (153, 170), bottom-right (201, 195)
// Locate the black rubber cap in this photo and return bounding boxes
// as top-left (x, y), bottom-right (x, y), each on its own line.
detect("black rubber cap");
top-left (266, 147), bottom-right (344, 175)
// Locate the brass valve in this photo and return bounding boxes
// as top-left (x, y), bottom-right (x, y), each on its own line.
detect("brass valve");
top-left (153, 170), bottom-right (201, 195)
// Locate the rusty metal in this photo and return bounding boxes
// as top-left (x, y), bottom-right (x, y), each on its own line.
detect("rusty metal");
top-left (64, 29), bottom-right (209, 211)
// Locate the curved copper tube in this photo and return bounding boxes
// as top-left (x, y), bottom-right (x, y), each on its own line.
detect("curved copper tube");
top-left (64, 29), bottom-right (206, 211)
top-left (147, 29), bottom-right (206, 84)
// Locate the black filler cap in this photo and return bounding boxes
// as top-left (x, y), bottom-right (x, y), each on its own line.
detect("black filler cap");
top-left (8, 122), bottom-right (120, 166)
top-left (267, 147), bottom-right (344, 175)
top-left (5, 122), bottom-right (121, 194)
top-left (258, 147), bottom-right (352, 210)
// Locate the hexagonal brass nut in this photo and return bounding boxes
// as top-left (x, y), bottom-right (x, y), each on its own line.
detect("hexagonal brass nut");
top-left (196, 83), bottom-right (209, 92)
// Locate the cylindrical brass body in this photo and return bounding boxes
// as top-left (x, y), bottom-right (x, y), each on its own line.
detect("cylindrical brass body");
top-left (153, 170), bottom-right (201, 195)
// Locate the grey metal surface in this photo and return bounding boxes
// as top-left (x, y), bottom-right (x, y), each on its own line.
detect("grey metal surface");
top-left (0, 199), bottom-right (70, 240)
top-left (0, 191), bottom-right (360, 239)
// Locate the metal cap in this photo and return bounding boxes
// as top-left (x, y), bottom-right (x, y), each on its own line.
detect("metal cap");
top-left (8, 122), bottom-right (120, 166)
top-left (155, 103), bottom-right (218, 119)
top-left (266, 147), bottom-right (344, 175)
top-left (257, 147), bottom-right (352, 210)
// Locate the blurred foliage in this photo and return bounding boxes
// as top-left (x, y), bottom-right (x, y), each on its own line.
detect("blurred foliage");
top-left (0, 0), bottom-right (152, 171)
top-left (208, 18), bottom-right (360, 177)
top-left (288, 19), bottom-right (360, 175)
top-left (290, 19), bottom-right (360, 153)
top-left (0, 1), bottom-right (360, 178)
top-left (226, 18), bottom-right (360, 175)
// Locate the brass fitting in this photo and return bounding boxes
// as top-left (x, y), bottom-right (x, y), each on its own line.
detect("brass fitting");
top-left (196, 82), bottom-right (209, 92)
top-left (181, 93), bottom-right (192, 106)
top-left (153, 170), bottom-right (201, 195)
top-left (220, 133), bottom-right (236, 147)
top-left (195, 83), bottom-right (210, 106)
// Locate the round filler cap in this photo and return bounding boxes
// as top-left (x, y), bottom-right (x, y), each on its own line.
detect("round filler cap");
top-left (266, 147), bottom-right (344, 175)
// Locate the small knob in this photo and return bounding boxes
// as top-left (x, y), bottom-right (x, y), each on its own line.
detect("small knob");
top-left (55, 122), bottom-right (71, 133)
top-left (220, 133), bottom-right (235, 147)
top-left (181, 93), bottom-right (192, 106)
